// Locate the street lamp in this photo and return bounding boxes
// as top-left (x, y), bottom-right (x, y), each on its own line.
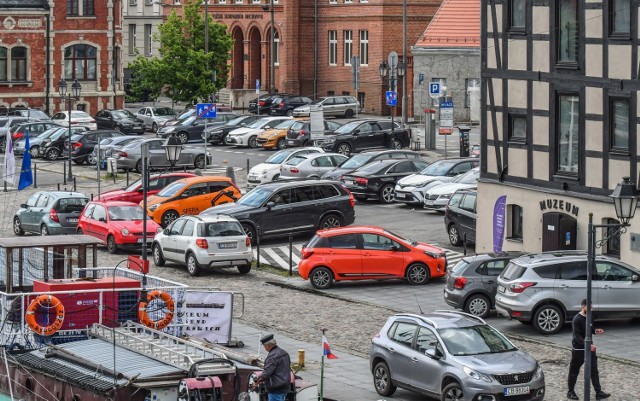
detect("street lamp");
top-left (379, 55), bottom-right (406, 149)
top-left (584, 176), bottom-right (639, 401)
top-left (57, 78), bottom-right (82, 182)
top-left (262, 0), bottom-right (276, 93)
top-left (163, 134), bottom-right (183, 169)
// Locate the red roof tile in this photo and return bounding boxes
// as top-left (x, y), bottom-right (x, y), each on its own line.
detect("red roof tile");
top-left (415, 0), bottom-right (480, 48)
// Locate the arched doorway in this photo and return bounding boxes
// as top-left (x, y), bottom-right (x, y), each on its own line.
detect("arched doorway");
top-left (231, 27), bottom-right (244, 89)
top-left (248, 27), bottom-right (261, 91)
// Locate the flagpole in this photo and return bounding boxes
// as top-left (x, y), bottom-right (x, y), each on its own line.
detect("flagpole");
top-left (319, 328), bottom-right (325, 401)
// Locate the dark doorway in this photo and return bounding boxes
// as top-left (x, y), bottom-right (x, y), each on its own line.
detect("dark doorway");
top-left (232, 27), bottom-right (244, 89)
top-left (542, 212), bottom-right (577, 252)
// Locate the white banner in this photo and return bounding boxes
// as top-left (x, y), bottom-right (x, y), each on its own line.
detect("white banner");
top-left (182, 291), bottom-right (233, 344)
top-left (310, 105), bottom-right (325, 141)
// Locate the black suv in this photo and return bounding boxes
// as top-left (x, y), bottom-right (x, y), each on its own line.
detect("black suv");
top-left (94, 109), bottom-right (145, 134)
top-left (285, 119), bottom-right (343, 148)
top-left (200, 180), bottom-right (356, 242)
top-left (270, 96), bottom-right (312, 116)
top-left (321, 120), bottom-right (411, 156)
top-left (249, 94), bottom-right (292, 114)
top-left (203, 115), bottom-right (262, 145)
top-left (444, 189), bottom-right (477, 246)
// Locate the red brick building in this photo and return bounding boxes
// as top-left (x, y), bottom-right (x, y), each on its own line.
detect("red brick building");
top-left (0, 0), bottom-right (123, 116)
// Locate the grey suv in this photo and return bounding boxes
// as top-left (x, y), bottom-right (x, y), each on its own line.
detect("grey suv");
top-left (495, 251), bottom-right (640, 334)
top-left (370, 312), bottom-right (545, 400)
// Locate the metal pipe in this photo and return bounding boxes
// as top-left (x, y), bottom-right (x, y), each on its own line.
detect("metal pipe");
top-left (270, 0), bottom-right (276, 93)
top-left (584, 213), bottom-right (594, 401)
top-left (67, 96), bottom-right (73, 182)
top-left (313, 0), bottom-right (318, 99)
top-left (402, 0), bottom-right (407, 124)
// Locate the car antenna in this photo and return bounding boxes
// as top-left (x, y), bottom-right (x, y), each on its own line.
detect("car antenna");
top-left (415, 294), bottom-right (424, 315)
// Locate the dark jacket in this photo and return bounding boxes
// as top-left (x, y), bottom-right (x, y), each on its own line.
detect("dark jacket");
top-left (571, 312), bottom-right (595, 350)
top-left (262, 345), bottom-right (291, 393)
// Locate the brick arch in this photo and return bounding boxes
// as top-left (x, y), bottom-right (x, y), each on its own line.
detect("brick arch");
top-left (247, 26), bottom-right (262, 91)
top-left (230, 26), bottom-right (245, 89)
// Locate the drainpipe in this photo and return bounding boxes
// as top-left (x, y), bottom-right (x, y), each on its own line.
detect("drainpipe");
top-left (46, 12), bottom-right (51, 114)
top-left (313, 0), bottom-right (318, 100)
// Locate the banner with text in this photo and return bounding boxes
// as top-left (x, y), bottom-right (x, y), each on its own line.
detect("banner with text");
top-left (493, 195), bottom-right (507, 253)
top-left (182, 291), bottom-right (234, 344)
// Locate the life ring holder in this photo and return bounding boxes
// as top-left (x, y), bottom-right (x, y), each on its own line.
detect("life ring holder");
top-left (138, 290), bottom-right (175, 330)
top-left (25, 295), bottom-right (65, 336)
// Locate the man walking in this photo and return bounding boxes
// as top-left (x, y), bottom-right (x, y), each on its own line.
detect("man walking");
top-left (567, 299), bottom-right (610, 400)
top-left (260, 334), bottom-right (292, 401)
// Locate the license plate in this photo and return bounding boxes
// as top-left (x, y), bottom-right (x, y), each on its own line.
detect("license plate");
top-left (396, 193), bottom-right (405, 198)
top-left (287, 140), bottom-right (296, 145)
top-left (498, 285), bottom-right (506, 293)
top-left (504, 386), bottom-right (530, 396)
top-left (345, 180), bottom-right (354, 185)
top-left (137, 238), bottom-right (152, 244)
top-left (218, 242), bottom-right (237, 249)
top-left (67, 218), bottom-right (78, 223)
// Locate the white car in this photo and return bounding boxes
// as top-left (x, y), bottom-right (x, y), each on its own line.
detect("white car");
top-left (225, 116), bottom-right (291, 148)
top-left (423, 167), bottom-right (479, 211)
top-left (394, 158), bottom-right (479, 205)
top-left (51, 110), bottom-right (97, 131)
top-left (246, 147), bottom-right (325, 188)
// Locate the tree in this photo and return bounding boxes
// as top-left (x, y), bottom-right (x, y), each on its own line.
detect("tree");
top-left (127, 0), bottom-right (233, 105)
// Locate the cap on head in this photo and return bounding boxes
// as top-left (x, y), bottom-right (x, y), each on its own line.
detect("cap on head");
top-left (260, 334), bottom-right (274, 344)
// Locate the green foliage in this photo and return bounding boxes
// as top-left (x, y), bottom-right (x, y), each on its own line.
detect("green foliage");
top-left (126, 0), bottom-right (233, 104)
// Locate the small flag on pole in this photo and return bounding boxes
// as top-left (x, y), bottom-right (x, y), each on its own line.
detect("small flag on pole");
top-left (322, 335), bottom-right (338, 359)
top-left (3, 132), bottom-right (16, 185)
top-left (18, 132), bottom-right (33, 190)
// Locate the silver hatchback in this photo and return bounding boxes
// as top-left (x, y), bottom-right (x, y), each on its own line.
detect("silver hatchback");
top-left (370, 312), bottom-right (545, 400)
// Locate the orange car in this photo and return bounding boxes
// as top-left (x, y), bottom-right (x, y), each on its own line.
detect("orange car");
top-left (298, 226), bottom-right (447, 289)
top-left (144, 176), bottom-right (240, 227)
top-left (256, 118), bottom-right (307, 150)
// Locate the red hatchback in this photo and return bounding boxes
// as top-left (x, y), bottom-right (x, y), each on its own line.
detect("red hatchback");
top-left (298, 226), bottom-right (447, 289)
top-left (96, 172), bottom-right (195, 203)
top-left (77, 201), bottom-right (162, 253)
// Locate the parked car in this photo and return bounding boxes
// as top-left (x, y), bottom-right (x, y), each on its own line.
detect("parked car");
top-left (444, 189), bottom-right (477, 246)
top-left (65, 130), bottom-right (125, 164)
top-left (4, 108), bottom-right (51, 121)
top-left (0, 117), bottom-right (30, 152)
top-left (89, 135), bottom-right (143, 165)
top-left (322, 149), bottom-right (422, 181)
top-left (157, 113), bottom-right (238, 143)
top-left (249, 93), bottom-right (292, 114)
top-left (279, 153), bottom-right (348, 180)
top-left (341, 159), bottom-right (429, 203)
top-left (394, 158), bottom-right (480, 206)
top-left (152, 214), bottom-right (253, 276)
top-left (269, 96), bottom-right (313, 116)
top-left (225, 116), bottom-right (291, 148)
top-left (200, 179), bottom-right (356, 242)
top-left (285, 119), bottom-right (343, 148)
top-left (203, 114), bottom-right (263, 145)
top-left (94, 109), bottom-right (145, 134)
top-left (41, 127), bottom-right (113, 161)
top-left (495, 251), bottom-right (640, 334)
top-left (167, 104), bottom-right (234, 126)
top-left (17, 126), bottom-right (89, 158)
top-left (256, 119), bottom-right (303, 150)
top-left (135, 106), bottom-right (178, 132)
top-left (77, 201), bottom-right (162, 253)
top-left (246, 147), bottom-right (325, 188)
top-left (293, 96), bottom-right (359, 118)
top-left (145, 175), bottom-right (241, 227)
top-left (51, 110), bottom-right (97, 131)
top-left (13, 191), bottom-right (89, 236)
top-left (113, 138), bottom-right (212, 173)
top-left (321, 120), bottom-right (411, 156)
top-left (423, 167), bottom-right (479, 211)
top-left (443, 252), bottom-right (526, 318)
top-left (9, 121), bottom-right (61, 142)
top-left (298, 226), bottom-right (447, 289)
top-left (369, 312), bottom-right (545, 400)
top-left (97, 172), bottom-right (196, 203)
top-left (470, 143), bottom-right (481, 157)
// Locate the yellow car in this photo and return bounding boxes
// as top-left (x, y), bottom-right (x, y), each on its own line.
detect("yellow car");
top-left (144, 176), bottom-right (241, 227)
top-left (256, 118), bottom-right (307, 150)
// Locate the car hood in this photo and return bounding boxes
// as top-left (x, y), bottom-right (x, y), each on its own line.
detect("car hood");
top-left (413, 242), bottom-right (446, 255)
top-left (397, 174), bottom-right (446, 186)
top-left (202, 202), bottom-right (258, 217)
top-left (454, 350), bottom-right (537, 375)
top-left (109, 219), bottom-right (160, 233)
top-left (228, 127), bottom-right (261, 137)
top-left (258, 128), bottom-right (286, 139)
top-left (146, 195), bottom-right (172, 207)
top-left (427, 182), bottom-right (477, 196)
top-left (118, 118), bottom-right (141, 124)
top-left (249, 162), bottom-right (281, 174)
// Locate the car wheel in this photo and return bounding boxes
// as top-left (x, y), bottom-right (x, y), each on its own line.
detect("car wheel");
top-left (286, 110), bottom-right (294, 117)
top-left (319, 214), bottom-right (342, 230)
top-left (152, 122), bottom-right (158, 133)
top-left (378, 184), bottom-right (394, 204)
top-left (107, 235), bottom-right (118, 254)
top-left (29, 146), bottom-right (39, 158)
top-left (153, 243), bottom-right (166, 266)
top-left (46, 148), bottom-right (60, 161)
top-left (310, 267), bottom-right (333, 289)
top-left (406, 263), bottom-right (430, 285)
top-left (276, 138), bottom-right (286, 150)
top-left (161, 210), bottom-right (179, 228)
top-left (337, 143), bottom-right (351, 156)
top-left (393, 139), bottom-right (403, 149)
top-left (372, 361), bottom-right (396, 397)
top-left (533, 304), bottom-right (564, 335)
top-left (441, 382), bottom-right (464, 401)
top-left (76, 228), bottom-right (84, 234)
top-left (237, 265), bottom-right (252, 274)
top-left (177, 132), bottom-right (189, 144)
top-left (241, 223), bottom-right (257, 244)
top-left (135, 159), bottom-right (143, 173)
top-left (448, 224), bottom-right (463, 246)
top-left (40, 225), bottom-right (49, 236)
top-left (465, 294), bottom-right (491, 318)
top-left (115, 125), bottom-right (123, 132)
top-left (194, 154), bottom-right (206, 169)
top-left (13, 217), bottom-right (24, 236)
top-left (248, 135), bottom-right (258, 148)
top-left (186, 253), bottom-right (201, 276)
top-left (344, 109), bottom-right (354, 118)
top-left (86, 153), bottom-right (97, 165)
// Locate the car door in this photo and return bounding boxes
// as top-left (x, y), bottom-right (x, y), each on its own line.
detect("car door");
top-left (89, 204), bottom-right (109, 242)
top-left (31, 193), bottom-right (51, 229)
top-left (385, 321), bottom-right (418, 388)
top-left (359, 233), bottom-right (405, 277)
top-left (457, 192), bottom-right (477, 242)
top-left (323, 233), bottom-right (362, 276)
top-left (173, 219), bottom-right (196, 263)
top-left (322, 98), bottom-right (337, 116)
top-left (594, 261), bottom-right (640, 318)
top-left (554, 261), bottom-right (590, 314)
top-left (260, 189), bottom-right (304, 235)
top-left (95, 111), bottom-right (109, 129)
top-left (309, 155), bottom-right (337, 177)
top-left (162, 218), bottom-right (186, 261)
top-left (353, 122), bottom-right (376, 151)
top-left (137, 108), bottom-right (149, 127)
top-left (479, 258), bottom-right (511, 297)
top-left (79, 203), bottom-right (96, 236)
top-left (209, 181), bottom-right (237, 206)
top-left (366, 122), bottom-right (387, 149)
top-left (20, 193), bottom-right (41, 231)
top-left (411, 326), bottom-right (444, 392)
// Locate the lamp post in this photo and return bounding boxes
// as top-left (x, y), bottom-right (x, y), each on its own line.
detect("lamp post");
top-left (379, 55), bottom-right (406, 149)
top-left (57, 79), bottom-right (82, 182)
top-left (163, 134), bottom-right (183, 170)
top-left (262, 0), bottom-right (276, 93)
top-left (584, 176), bottom-right (639, 401)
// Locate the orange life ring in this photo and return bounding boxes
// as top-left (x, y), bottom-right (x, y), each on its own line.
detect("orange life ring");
top-left (25, 295), bottom-right (65, 336)
top-left (138, 290), bottom-right (175, 330)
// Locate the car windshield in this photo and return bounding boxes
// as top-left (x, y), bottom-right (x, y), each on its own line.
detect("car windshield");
top-left (205, 221), bottom-right (245, 237)
top-left (438, 325), bottom-right (517, 356)
top-left (309, 98), bottom-right (325, 105)
top-left (265, 149), bottom-right (296, 164)
top-left (227, 116), bottom-right (250, 126)
top-left (178, 109), bottom-right (195, 120)
top-left (154, 107), bottom-right (175, 116)
top-left (247, 119), bottom-right (274, 129)
top-left (38, 128), bottom-right (62, 140)
top-left (50, 129), bottom-right (69, 140)
top-left (0, 118), bottom-right (8, 127)
top-left (157, 182), bottom-right (186, 197)
top-left (339, 154), bottom-right (372, 169)
top-left (113, 110), bottom-right (135, 119)
top-left (100, 138), bottom-right (115, 145)
top-left (454, 169), bottom-right (479, 184)
top-left (70, 134), bottom-right (83, 142)
top-left (274, 120), bottom-right (297, 129)
top-left (420, 160), bottom-right (458, 176)
top-left (108, 205), bottom-right (146, 221)
top-left (334, 121), bottom-right (362, 134)
top-left (238, 187), bottom-right (272, 207)
top-left (285, 156), bottom-right (307, 166)
top-left (124, 178), bottom-right (142, 192)
top-left (179, 116), bottom-right (197, 126)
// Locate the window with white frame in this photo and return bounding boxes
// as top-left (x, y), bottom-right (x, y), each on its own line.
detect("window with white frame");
top-left (0, 48), bottom-right (6, 81)
top-left (0, 46), bottom-right (29, 82)
top-left (235, 0), bottom-right (243, 4)
top-left (329, 31), bottom-right (337, 65)
top-left (343, 30), bottom-right (353, 66)
top-left (359, 30), bottom-right (368, 65)
top-left (274, 31), bottom-right (280, 65)
top-left (329, 0), bottom-right (337, 3)
top-left (144, 24), bottom-right (152, 56)
top-left (466, 78), bottom-right (480, 108)
top-left (130, 0), bottom-right (137, 5)
top-left (252, 0), bottom-right (260, 3)
top-left (128, 24), bottom-right (137, 55)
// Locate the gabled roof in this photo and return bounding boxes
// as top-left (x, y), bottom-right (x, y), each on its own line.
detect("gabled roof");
top-left (415, 0), bottom-right (480, 48)
top-left (0, 0), bottom-right (49, 9)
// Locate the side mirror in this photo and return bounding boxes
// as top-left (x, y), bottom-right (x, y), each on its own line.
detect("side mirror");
top-left (98, 217), bottom-right (106, 222)
top-left (425, 349), bottom-right (441, 360)
top-left (266, 201), bottom-right (275, 209)
top-left (632, 274), bottom-right (639, 282)
top-left (353, 129), bottom-right (360, 135)
top-left (20, 203), bottom-right (28, 209)
top-left (164, 229), bottom-right (170, 235)
top-left (137, 188), bottom-right (144, 193)
top-left (389, 245), bottom-right (399, 251)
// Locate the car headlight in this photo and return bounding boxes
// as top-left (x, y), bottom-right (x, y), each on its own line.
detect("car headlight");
top-left (463, 366), bottom-right (492, 382)
top-left (424, 250), bottom-right (445, 259)
top-left (156, 227), bottom-right (164, 234)
top-left (440, 193), bottom-right (452, 199)
top-left (206, 151), bottom-right (211, 156)
top-left (165, 127), bottom-right (175, 133)
top-left (534, 364), bottom-right (544, 380)
top-left (149, 204), bottom-right (159, 212)
top-left (121, 228), bottom-right (130, 236)
top-left (415, 181), bottom-right (432, 188)
top-left (324, 138), bottom-right (335, 144)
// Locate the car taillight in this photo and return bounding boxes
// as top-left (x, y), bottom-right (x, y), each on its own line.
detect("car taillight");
top-left (454, 277), bottom-right (467, 289)
top-left (245, 237), bottom-right (251, 247)
top-left (259, 101), bottom-right (266, 107)
top-left (301, 249), bottom-right (314, 259)
top-left (509, 282), bottom-right (537, 293)
top-left (290, 167), bottom-right (300, 174)
top-left (12, 133), bottom-right (23, 141)
top-left (355, 177), bottom-right (368, 185)
top-left (72, 142), bottom-right (82, 149)
top-left (117, 151), bottom-right (128, 157)
top-left (195, 238), bottom-right (208, 249)
top-left (49, 209), bottom-right (59, 223)
top-left (297, 130), bottom-right (306, 138)
top-left (277, 102), bottom-right (285, 108)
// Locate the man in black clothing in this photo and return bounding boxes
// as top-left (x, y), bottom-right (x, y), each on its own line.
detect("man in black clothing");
top-left (567, 299), bottom-right (610, 400)
top-left (260, 334), bottom-right (292, 401)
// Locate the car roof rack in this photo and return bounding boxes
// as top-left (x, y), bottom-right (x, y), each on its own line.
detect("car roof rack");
top-left (434, 310), bottom-right (486, 325)
top-left (395, 313), bottom-right (439, 329)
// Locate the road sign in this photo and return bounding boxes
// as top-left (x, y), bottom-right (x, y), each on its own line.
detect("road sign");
top-left (255, 79), bottom-right (260, 94)
top-left (429, 82), bottom-right (440, 96)
top-left (196, 103), bottom-right (217, 119)
top-left (419, 73), bottom-right (424, 85)
top-left (439, 101), bottom-right (454, 135)
top-left (440, 101), bottom-right (454, 108)
top-left (386, 91), bottom-right (398, 107)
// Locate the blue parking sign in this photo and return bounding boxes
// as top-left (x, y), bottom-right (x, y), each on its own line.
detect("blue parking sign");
top-left (386, 91), bottom-right (397, 107)
top-left (429, 82), bottom-right (440, 95)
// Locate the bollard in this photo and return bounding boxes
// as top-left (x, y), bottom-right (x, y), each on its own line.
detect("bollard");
top-left (246, 158), bottom-right (250, 174)
top-left (297, 349), bottom-right (305, 368)
top-left (289, 233), bottom-right (293, 276)
top-left (73, 177), bottom-right (76, 192)
top-left (126, 170), bottom-right (130, 186)
top-left (63, 163), bottom-right (67, 185)
top-left (33, 163), bottom-right (37, 188)
top-left (3, 181), bottom-right (5, 193)
top-left (256, 225), bottom-right (261, 269)
top-left (226, 165), bottom-right (236, 185)
top-left (463, 233), bottom-right (467, 256)
top-left (57, 183), bottom-right (60, 191)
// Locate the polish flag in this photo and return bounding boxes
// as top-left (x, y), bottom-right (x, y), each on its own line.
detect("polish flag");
top-left (322, 335), bottom-right (338, 359)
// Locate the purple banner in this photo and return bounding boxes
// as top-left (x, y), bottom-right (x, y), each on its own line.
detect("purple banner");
top-left (493, 195), bottom-right (507, 253)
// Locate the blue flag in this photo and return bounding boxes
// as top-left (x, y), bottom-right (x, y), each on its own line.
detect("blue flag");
top-left (18, 132), bottom-right (33, 190)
